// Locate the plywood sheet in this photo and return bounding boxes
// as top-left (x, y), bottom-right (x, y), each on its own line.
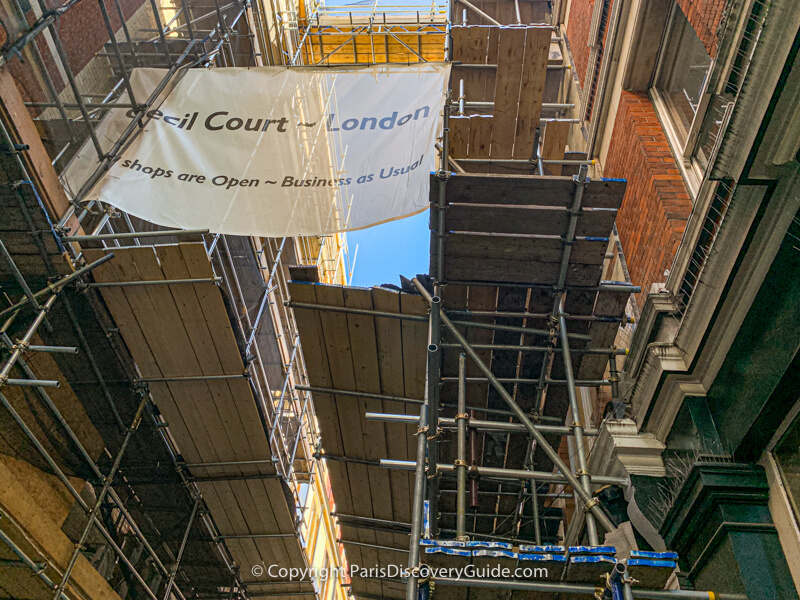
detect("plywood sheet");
top-left (513, 27), bottom-right (552, 159)
top-left (490, 27), bottom-right (526, 159)
top-left (289, 282), bottom-right (428, 600)
top-left (540, 119), bottom-right (571, 175)
top-left (83, 244), bottom-right (305, 584)
top-left (434, 173), bottom-right (626, 209)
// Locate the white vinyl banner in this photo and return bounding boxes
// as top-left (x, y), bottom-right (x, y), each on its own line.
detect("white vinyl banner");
top-left (64, 65), bottom-right (450, 236)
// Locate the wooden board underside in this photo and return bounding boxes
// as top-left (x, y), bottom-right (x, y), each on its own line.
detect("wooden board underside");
top-left (453, 0), bottom-right (550, 25)
top-left (83, 244), bottom-right (305, 585)
top-left (434, 174), bottom-right (626, 210)
top-left (289, 282), bottom-right (427, 600)
top-left (540, 119), bottom-right (571, 176)
top-left (449, 26), bottom-right (551, 161)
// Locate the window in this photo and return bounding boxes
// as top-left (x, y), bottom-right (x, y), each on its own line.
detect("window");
top-left (651, 3), bottom-right (714, 194)
top-left (773, 414), bottom-right (800, 523)
top-left (654, 5), bottom-right (713, 147)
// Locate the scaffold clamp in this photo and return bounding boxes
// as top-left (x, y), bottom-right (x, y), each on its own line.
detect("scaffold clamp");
top-left (583, 497), bottom-right (600, 512)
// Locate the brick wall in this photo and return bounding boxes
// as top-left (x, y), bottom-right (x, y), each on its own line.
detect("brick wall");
top-left (604, 91), bottom-right (693, 308)
top-left (676, 0), bottom-right (727, 57)
top-left (565, 0), bottom-right (594, 89)
top-left (51, 0), bottom-right (148, 74)
top-left (2, 0), bottom-right (148, 104)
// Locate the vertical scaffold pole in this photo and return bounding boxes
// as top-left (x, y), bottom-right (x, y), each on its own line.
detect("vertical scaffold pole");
top-left (531, 480), bottom-right (542, 545)
top-left (406, 368), bottom-right (430, 600)
top-left (608, 352), bottom-right (624, 418)
top-left (558, 301), bottom-right (598, 546)
top-left (426, 296), bottom-right (441, 536)
top-left (456, 352), bottom-right (468, 539)
top-left (435, 89), bottom-right (451, 285)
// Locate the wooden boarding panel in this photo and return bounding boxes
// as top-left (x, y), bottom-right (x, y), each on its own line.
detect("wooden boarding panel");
top-left (577, 289), bottom-right (632, 378)
top-left (443, 257), bottom-right (603, 286)
top-left (314, 284), bottom-right (375, 563)
top-left (490, 28), bottom-right (526, 159)
top-left (88, 248), bottom-right (268, 570)
top-left (463, 286), bottom-right (496, 464)
top-left (540, 120), bottom-right (571, 175)
top-left (371, 287), bottom-right (416, 531)
top-left (445, 205), bottom-right (617, 238)
top-left (451, 26), bottom-right (470, 62)
top-left (466, 26), bottom-right (491, 101)
top-left (445, 233), bottom-right (607, 264)
top-left (85, 245), bottom-right (303, 577)
top-left (433, 173), bottom-right (627, 209)
top-left (399, 291), bottom-right (429, 520)
top-left (487, 26), bottom-right (500, 63)
top-left (449, 116), bottom-right (470, 159)
top-left (344, 287), bottom-right (391, 571)
top-left (289, 282), bottom-right (425, 600)
top-left (513, 27), bottom-right (552, 159)
top-left (467, 114), bottom-right (493, 172)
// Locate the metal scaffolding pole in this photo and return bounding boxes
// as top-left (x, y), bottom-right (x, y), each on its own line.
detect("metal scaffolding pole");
top-left (380, 460), bottom-right (628, 487)
top-left (439, 343), bottom-right (626, 355)
top-left (289, 301), bottom-right (591, 341)
top-left (0, 240), bottom-right (42, 313)
top-left (65, 229), bottom-right (210, 243)
top-left (406, 355), bottom-right (430, 600)
top-left (432, 577), bottom-right (747, 600)
top-left (455, 353), bottom-right (467, 539)
top-left (0, 294), bottom-right (57, 389)
top-left (426, 296), bottom-right (441, 536)
top-left (162, 498), bottom-right (200, 600)
top-left (53, 395), bottom-right (148, 600)
top-left (0, 514), bottom-right (75, 600)
top-left (364, 412), bottom-right (600, 436)
top-left (558, 302), bottom-right (598, 545)
top-left (411, 278), bottom-right (616, 533)
top-left (0, 253), bottom-right (114, 320)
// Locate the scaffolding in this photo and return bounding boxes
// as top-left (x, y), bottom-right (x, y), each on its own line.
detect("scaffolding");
top-left (0, 1), bottom-right (755, 600)
top-left (285, 3), bottom-right (748, 600)
top-left (0, 0), bottom-right (350, 597)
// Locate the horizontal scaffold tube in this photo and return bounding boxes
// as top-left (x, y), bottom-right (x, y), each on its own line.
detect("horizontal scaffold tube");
top-left (296, 385), bottom-right (565, 421)
top-left (63, 228), bottom-right (210, 242)
top-left (445, 280), bottom-right (642, 294)
top-left (440, 375), bottom-right (611, 386)
top-left (439, 343), bottom-right (626, 356)
top-left (0, 253), bottom-right (114, 319)
top-left (380, 460), bottom-right (628, 487)
top-left (364, 412), bottom-right (600, 436)
top-left (84, 277), bottom-right (221, 288)
top-left (433, 578), bottom-right (746, 600)
top-left (288, 302), bottom-right (591, 341)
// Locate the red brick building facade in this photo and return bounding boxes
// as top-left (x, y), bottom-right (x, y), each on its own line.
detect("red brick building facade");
top-left (567, 0), bottom-right (727, 306)
top-left (604, 92), bottom-right (693, 307)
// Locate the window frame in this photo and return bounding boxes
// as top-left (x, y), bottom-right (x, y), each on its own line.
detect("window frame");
top-left (649, 2), bottom-right (714, 198)
top-left (763, 401), bottom-right (800, 592)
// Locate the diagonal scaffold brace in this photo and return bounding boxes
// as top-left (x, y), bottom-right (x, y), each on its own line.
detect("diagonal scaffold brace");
top-left (411, 277), bottom-right (617, 535)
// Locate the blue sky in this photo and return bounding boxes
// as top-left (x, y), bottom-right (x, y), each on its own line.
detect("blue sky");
top-left (347, 209), bottom-right (430, 287)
